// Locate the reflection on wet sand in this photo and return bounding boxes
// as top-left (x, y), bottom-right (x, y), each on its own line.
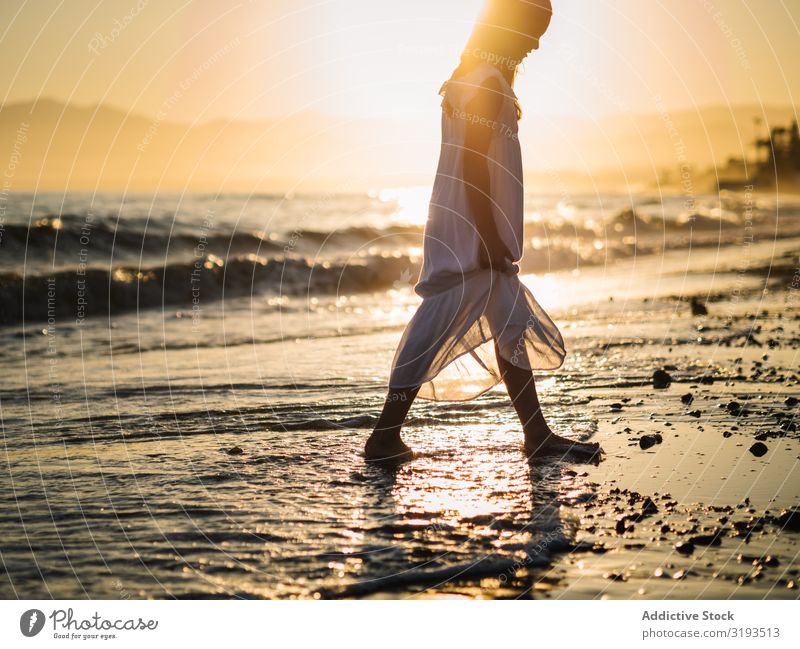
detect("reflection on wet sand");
top-left (325, 429), bottom-right (600, 598)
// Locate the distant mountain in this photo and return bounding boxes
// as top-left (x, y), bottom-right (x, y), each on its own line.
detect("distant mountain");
top-left (1, 98), bottom-right (795, 191)
top-left (0, 98), bottom-right (433, 192)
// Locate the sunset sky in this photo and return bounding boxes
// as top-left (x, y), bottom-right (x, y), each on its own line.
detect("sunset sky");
top-left (0, 0), bottom-right (797, 191)
top-left (2, 0), bottom-right (798, 124)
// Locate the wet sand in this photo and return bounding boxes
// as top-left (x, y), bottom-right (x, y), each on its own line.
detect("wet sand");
top-left (351, 251), bottom-right (800, 599)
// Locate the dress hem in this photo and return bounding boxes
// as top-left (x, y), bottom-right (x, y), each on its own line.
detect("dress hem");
top-left (389, 331), bottom-right (567, 402)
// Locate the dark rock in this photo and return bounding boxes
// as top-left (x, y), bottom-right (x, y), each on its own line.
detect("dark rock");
top-left (690, 298), bottom-right (708, 316)
top-left (639, 435), bottom-right (659, 450)
top-left (653, 369), bottom-right (672, 389)
top-left (726, 401), bottom-right (741, 414)
top-left (722, 431), bottom-right (732, 438)
top-left (777, 508), bottom-right (800, 532)
top-left (641, 497), bottom-right (659, 515)
top-left (748, 442), bottom-right (769, 457)
top-left (226, 446), bottom-right (244, 455)
top-left (785, 396), bottom-right (799, 407)
top-left (603, 572), bottom-right (626, 581)
top-left (674, 541), bottom-right (695, 555)
top-left (689, 410), bottom-right (701, 418)
top-left (681, 393), bottom-right (694, 405)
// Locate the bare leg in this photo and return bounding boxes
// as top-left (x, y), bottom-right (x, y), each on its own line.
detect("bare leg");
top-left (494, 342), bottom-right (600, 458)
top-left (364, 386), bottom-right (419, 463)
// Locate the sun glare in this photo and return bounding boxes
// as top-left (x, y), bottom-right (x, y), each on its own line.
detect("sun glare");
top-left (379, 186), bottom-right (432, 226)
top-left (308, 0), bottom-right (484, 118)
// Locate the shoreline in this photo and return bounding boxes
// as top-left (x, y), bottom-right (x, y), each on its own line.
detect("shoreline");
top-left (331, 260), bottom-right (800, 600)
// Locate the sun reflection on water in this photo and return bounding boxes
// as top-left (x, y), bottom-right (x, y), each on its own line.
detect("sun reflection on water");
top-left (389, 427), bottom-right (534, 525)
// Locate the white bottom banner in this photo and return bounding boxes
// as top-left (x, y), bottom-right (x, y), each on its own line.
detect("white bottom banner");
top-left (1, 600), bottom-right (796, 648)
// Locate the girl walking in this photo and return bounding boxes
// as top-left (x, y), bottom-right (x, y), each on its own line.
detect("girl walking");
top-left (366, 0), bottom-right (601, 463)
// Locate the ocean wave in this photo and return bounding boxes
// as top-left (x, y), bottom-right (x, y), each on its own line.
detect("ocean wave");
top-left (0, 216), bottom-right (282, 266)
top-left (0, 217), bottom-right (423, 267)
top-left (3, 205), bottom-right (798, 326)
top-left (4, 203), bottom-right (778, 269)
top-left (0, 252), bottom-right (419, 326)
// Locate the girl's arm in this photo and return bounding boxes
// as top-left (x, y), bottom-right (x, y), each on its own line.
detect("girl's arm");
top-left (462, 75), bottom-right (512, 271)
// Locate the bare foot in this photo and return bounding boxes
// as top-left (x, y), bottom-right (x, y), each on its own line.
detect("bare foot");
top-left (364, 433), bottom-right (415, 465)
top-left (524, 423), bottom-right (601, 459)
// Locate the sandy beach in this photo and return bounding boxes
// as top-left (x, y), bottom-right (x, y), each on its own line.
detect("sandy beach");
top-left (328, 239), bottom-right (800, 599)
top-left (0, 190), bottom-right (797, 599)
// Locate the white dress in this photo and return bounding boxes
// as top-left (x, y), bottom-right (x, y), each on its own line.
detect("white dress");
top-left (389, 63), bottom-right (565, 401)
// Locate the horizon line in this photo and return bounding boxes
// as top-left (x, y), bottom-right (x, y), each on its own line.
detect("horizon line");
top-left (2, 95), bottom-right (798, 129)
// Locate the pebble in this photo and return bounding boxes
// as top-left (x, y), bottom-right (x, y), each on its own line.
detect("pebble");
top-left (603, 572), bottom-right (626, 581)
top-left (690, 298), bottom-right (708, 316)
top-left (653, 369), bottom-right (672, 389)
top-left (639, 434), bottom-right (663, 450)
top-left (615, 518), bottom-right (633, 534)
top-left (641, 497), bottom-right (659, 515)
top-left (777, 508), bottom-right (800, 532)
